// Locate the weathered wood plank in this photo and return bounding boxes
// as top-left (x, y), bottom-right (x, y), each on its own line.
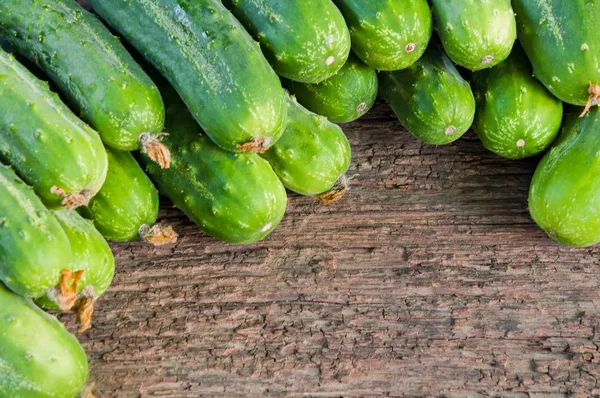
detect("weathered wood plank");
top-left (60, 101), bottom-right (600, 397)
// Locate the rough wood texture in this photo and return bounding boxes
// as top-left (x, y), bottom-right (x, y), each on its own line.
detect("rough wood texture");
top-left (61, 101), bottom-right (600, 397)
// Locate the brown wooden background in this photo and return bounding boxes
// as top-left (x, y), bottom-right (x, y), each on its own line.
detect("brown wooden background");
top-left (59, 101), bottom-right (600, 397)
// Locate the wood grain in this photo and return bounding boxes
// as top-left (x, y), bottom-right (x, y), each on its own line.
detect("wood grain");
top-left (59, 101), bottom-right (600, 397)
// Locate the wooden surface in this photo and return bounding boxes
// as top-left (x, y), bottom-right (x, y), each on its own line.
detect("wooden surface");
top-left (62, 101), bottom-right (600, 397)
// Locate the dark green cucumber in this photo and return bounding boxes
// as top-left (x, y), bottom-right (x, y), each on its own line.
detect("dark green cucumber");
top-left (513, 0), bottom-right (600, 108)
top-left (223, 0), bottom-right (351, 83)
top-left (138, 80), bottom-right (287, 244)
top-left (332, 0), bottom-right (432, 71)
top-left (379, 42), bottom-right (476, 145)
top-left (432, 0), bottom-right (516, 71)
top-left (0, 283), bottom-right (88, 398)
top-left (529, 108), bottom-right (600, 247)
top-left (87, 0), bottom-right (287, 153)
top-left (0, 164), bottom-right (72, 300)
top-left (0, 0), bottom-right (167, 160)
top-left (79, 147), bottom-right (176, 245)
top-left (472, 45), bottom-right (563, 159)
top-left (285, 53), bottom-right (378, 123)
top-left (262, 95), bottom-right (351, 202)
top-left (0, 49), bottom-right (107, 209)
top-left (37, 209), bottom-right (114, 331)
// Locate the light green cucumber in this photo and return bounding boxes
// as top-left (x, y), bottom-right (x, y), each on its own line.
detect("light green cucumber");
top-left (262, 95), bottom-right (351, 203)
top-left (0, 48), bottom-right (107, 209)
top-left (223, 0), bottom-right (351, 83)
top-left (0, 283), bottom-right (88, 398)
top-left (472, 45), bottom-right (563, 159)
top-left (0, 0), bottom-right (168, 160)
top-left (138, 80), bottom-right (287, 244)
top-left (333, 0), bottom-right (432, 71)
top-left (285, 53), bottom-right (378, 123)
top-left (379, 41), bottom-right (476, 145)
top-left (79, 147), bottom-right (176, 245)
top-left (87, 0), bottom-right (287, 153)
top-left (432, 0), bottom-right (516, 71)
top-left (37, 209), bottom-right (115, 331)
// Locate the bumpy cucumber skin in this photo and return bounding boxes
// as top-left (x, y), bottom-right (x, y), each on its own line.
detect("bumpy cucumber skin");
top-left (0, 49), bottom-right (107, 208)
top-left (0, 165), bottom-right (73, 299)
top-left (223, 0), bottom-right (350, 84)
top-left (79, 147), bottom-right (159, 242)
top-left (472, 45), bottom-right (563, 159)
top-left (379, 42), bottom-right (476, 145)
top-left (432, 0), bottom-right (516, 71)
top-left (139, 82), bottom-right (287, 244)
top-left (333, 0), bottom-right (432, 71)
top-left (0, 0), bottom-right (165, 151)
top-left (37, 209), bottom-right (115, 310)
top-left (285, 53), bottom-right (378, 123)
top-left (87, 0), bottom-right (287, 153)
top-left (262, 96), bottom-right (351, 196)
top-left (0, 283), bottom-right (88, 398)
top-left (513, 0), bottom-right (600, 106)
top-left (529, 109), bottom-right (600, 247)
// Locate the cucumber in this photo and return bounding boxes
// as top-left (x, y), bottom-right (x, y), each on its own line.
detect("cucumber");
top-left (0, 283), bottom-right (88, 398)
top-left (37, 209), bottom-right (115, 332)
top-left (262, 95), bottom-right (351, 203)
top-left (284, 53), bottom-right (378, 123)
top-left (87, 0), bottom-right (287, 153)
top-left (529, 108), bottom-right (600, 247)
top-left (431, 0), bottom-right (516, 71)
top-left (0, 164), bottom-right (72, 300)
top-left (332, 0), bottom-right (432, 71)
top-left (379, 41), bottom-right (476, 145)
top-left (0, 0), bottom-right (169, 166)
top-left (513, 0), bottom-right (600, 110)
top-left (472, 45), bottom-right (563, 159)
top-left (0, 49), bottom-right (107, 209)
top-left (138, 79), bottom-right (287, 244)
top-left (223, 0), bottom-right (350, 84)
top-left (79, 147), bottom-right (177, 245)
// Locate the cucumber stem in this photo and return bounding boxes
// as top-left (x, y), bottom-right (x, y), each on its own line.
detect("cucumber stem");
top-left (236, 137), bottom-right (272, 154)
top-left (138, 222), bottom-right (178, 246)
top-left (317, 174), bottom-right (350, 205)
top-left (74, 291), bottom-right (95, 333)
top-left (53, 269), bottom-right (85, 311)
top-left (580, 82), bottom-right (600, 117)
top-left (50, 186), bottom-right (92, 209)
top-left (139, 132), bottom-right (171, 169)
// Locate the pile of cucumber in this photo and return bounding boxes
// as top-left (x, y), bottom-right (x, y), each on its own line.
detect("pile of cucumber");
top-left (0, 0), bottom-right (599, 395)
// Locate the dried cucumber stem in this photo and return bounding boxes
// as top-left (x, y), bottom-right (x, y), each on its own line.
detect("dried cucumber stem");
top-left (138, 222), bottom-right (178, 246)
top-left (50, 186), bottom-right (92, 209)
top-left (139, 132), bottom-right (171, 169)
top-left (580, 83), bottom-right (600, 117)
top-left (50, 269), bottom-right (85, 311)
top-left (236, 137), bottom-right (272, 154)
top-left (317, 175), bottom-right (350, 205)
top-left (74, 295), bottom-right (94, 333)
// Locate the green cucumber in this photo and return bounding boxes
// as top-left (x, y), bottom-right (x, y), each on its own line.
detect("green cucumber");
top-left (79, 147), bottom-right (176, 245)
top-left (87, 0), bottom-right (287, 153)
top-left (0, 49), bottom-right (107, 209)
top-left (332, 0), bottom-right (432, 71)
top-left (472, 45), bottom-right (563, 159)
top-left (138, 80), bottom-right (287, 244)
top-left (262, 95), bottom-right (351, 203)
top-left (513, 0), bottom-right (600, 109)
top-left (529, 108), bottom-right (600, 247)
top-left (284, 53), bottom-right (378, 123)
top-left (0, 0), bottom-right (169, 165)
top-left (379, 41), bottom-right (476, 145)
top-left (0, 283), bottom-right (88, 398)
top-left (37, 209), bottom-right (115, 331)
top-left (223, 0), bottom-right (350, 84)
top-left (0, 164), bottom-right (72, 300)
top-left (431, 0), bottom-right (516, 71)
